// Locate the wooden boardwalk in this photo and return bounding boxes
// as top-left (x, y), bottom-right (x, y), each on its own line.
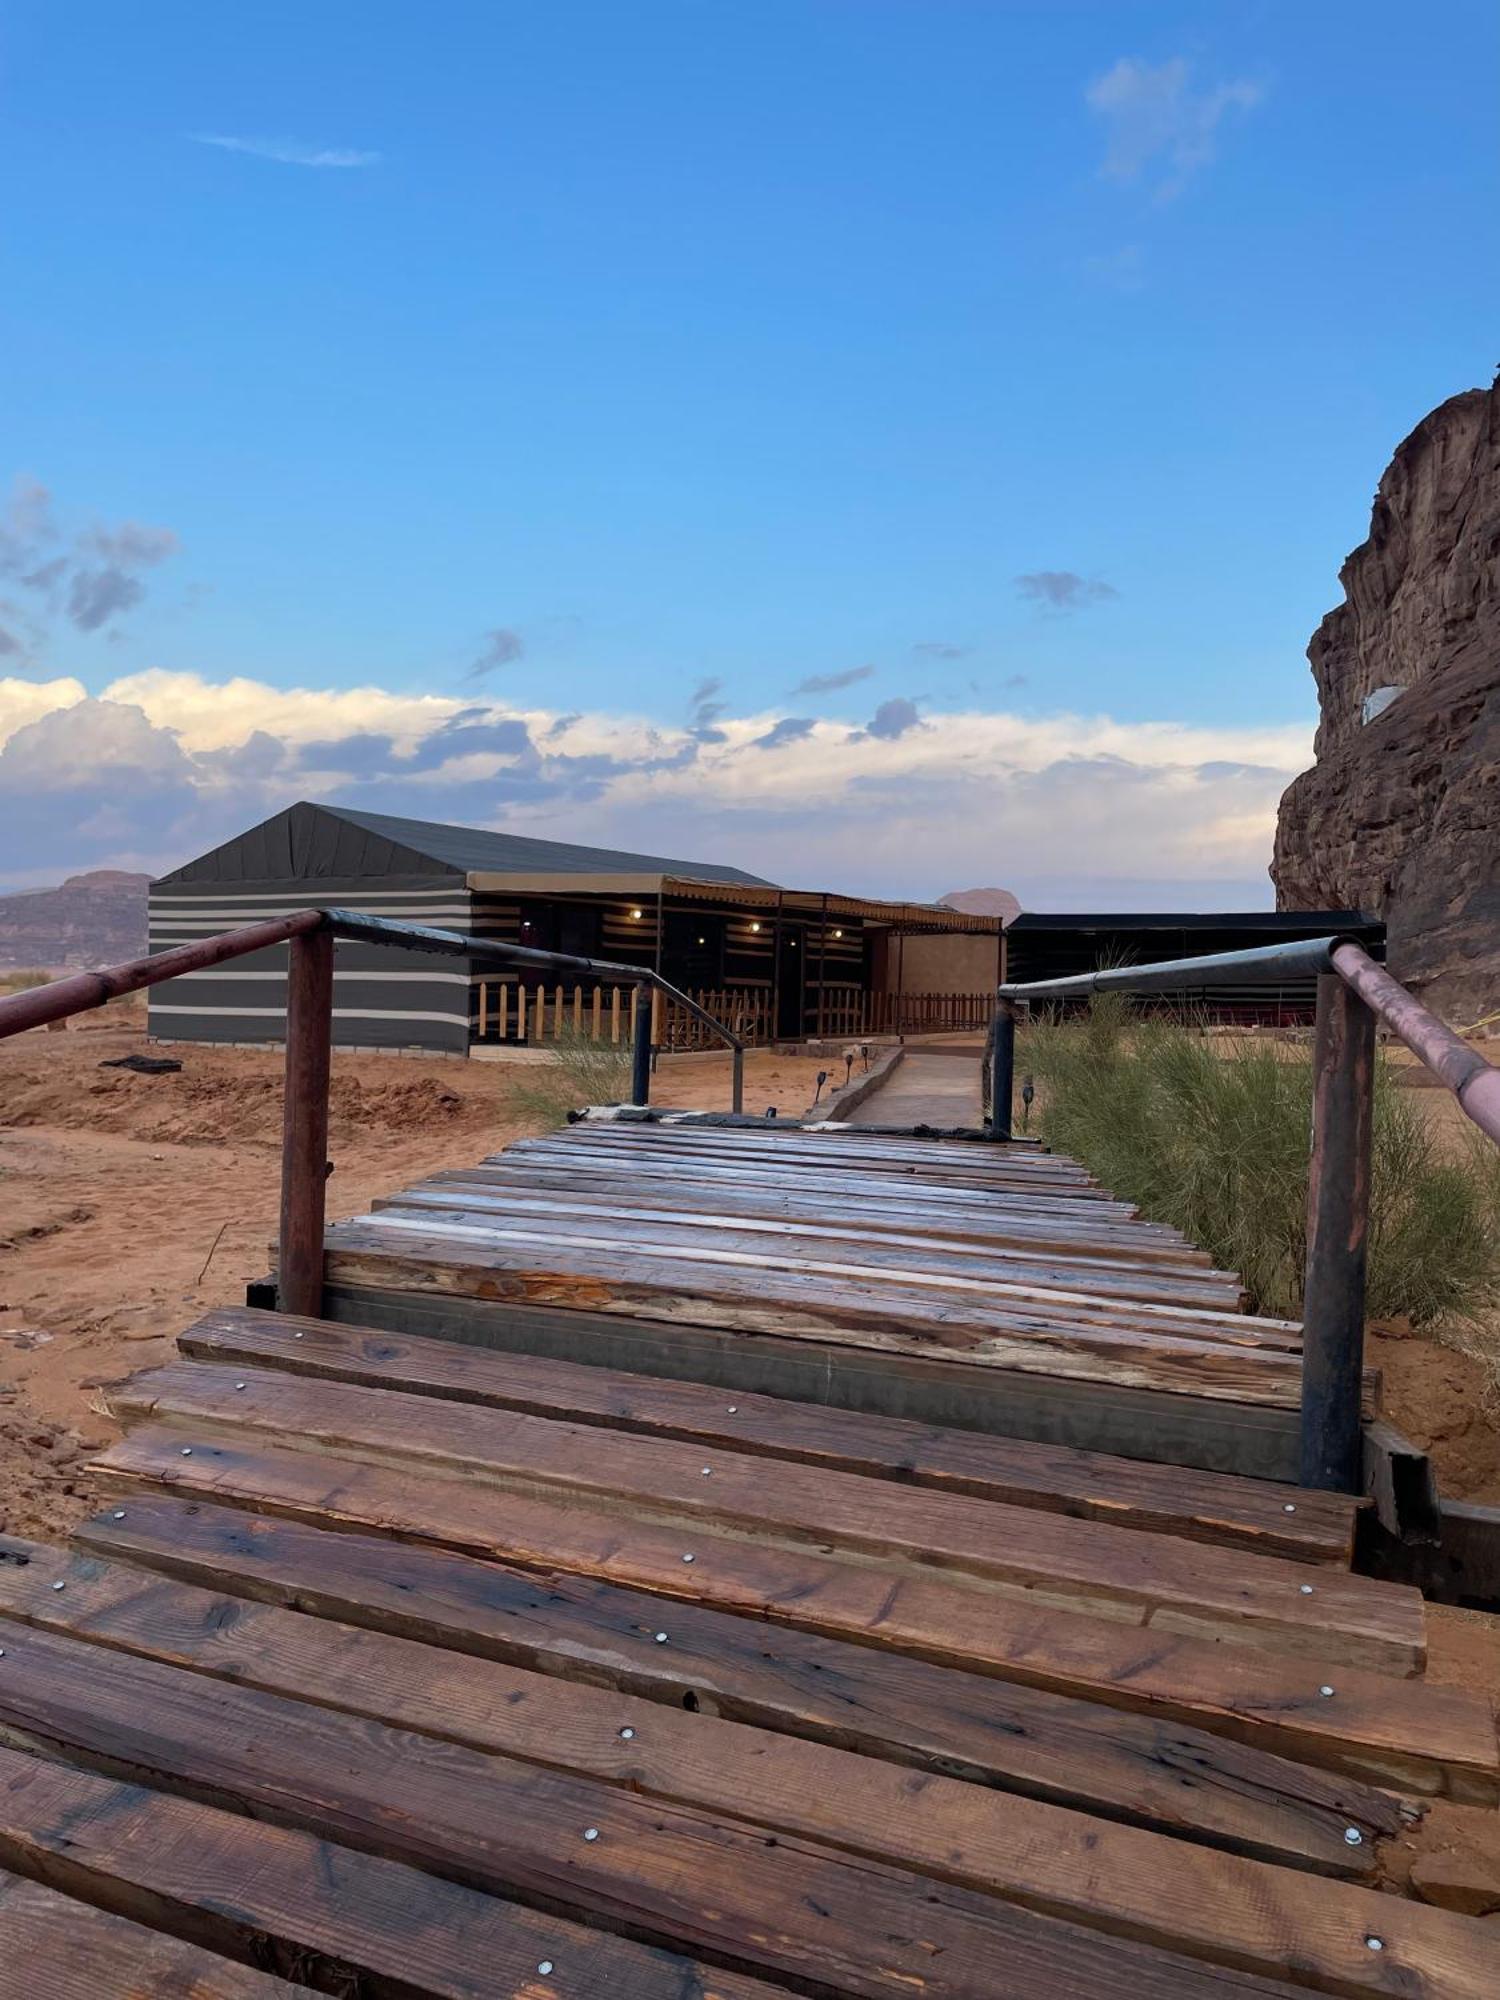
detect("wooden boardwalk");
top-left (318, 1119), bottom-right (1342, 1478)
top-left (7, 1119), bottom-right (1500, 1993)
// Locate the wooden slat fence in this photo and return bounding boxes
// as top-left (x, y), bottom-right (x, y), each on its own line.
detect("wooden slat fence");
top-left (473, 978), bottom-right (991, 1047)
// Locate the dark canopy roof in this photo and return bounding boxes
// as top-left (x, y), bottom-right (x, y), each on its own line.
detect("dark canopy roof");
top-left (155, 801), bottom-right (777, 890)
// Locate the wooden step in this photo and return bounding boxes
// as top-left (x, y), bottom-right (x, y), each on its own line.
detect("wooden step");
top-left (0, 1529), bottom-right (1406, 1877)
top-left (374, 1185), bottom-right (1246, 1309)
top-left (75, 1495), bottom-right (1497, 1804)
top-left (108, 1362), bottom-right (1421, 1667)
top-left (180, 1307), bottom-right (1357, 1563)
top-left (0, 1620), bottom-right (1344, 2000)
top-left (422, 1161), bottom-right (1217, 1265)
top-left (0, 1866), bottom-right (314, 1999)
top-left (319, 1218), bottom-right (1312, 1409)
top-left (0, 1744), bottom-right (790, 2000)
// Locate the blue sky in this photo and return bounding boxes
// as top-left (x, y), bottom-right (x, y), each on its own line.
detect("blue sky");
top-left (1, 2), bottom-right (1495, 901)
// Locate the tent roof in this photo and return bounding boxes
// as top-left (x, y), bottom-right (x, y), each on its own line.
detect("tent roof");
top-left (154, 801), bottom-right (777, 890)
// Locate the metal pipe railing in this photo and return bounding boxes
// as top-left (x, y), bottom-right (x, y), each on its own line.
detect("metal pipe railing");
top-left (988, 933), bottom-right (1500, 1493)
top-left (0, 905), bottom-right (749, 1320)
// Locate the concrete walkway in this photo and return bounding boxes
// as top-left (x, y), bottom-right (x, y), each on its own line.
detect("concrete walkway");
top-left (844, 1047), bottom-right (984, 1127)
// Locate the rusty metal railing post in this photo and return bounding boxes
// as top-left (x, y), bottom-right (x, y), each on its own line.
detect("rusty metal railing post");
top-left (984, 1001), bottom-right (1016, 1141)
top-left (1299, 971), bottom-right (1376, 1491)
top-left (630, 982), bottom-right (653, 1107)
top-left (278, 924), bottom-right (335, 1318)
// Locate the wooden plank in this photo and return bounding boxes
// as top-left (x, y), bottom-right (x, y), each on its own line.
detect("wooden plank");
top-left (374, 1186), bottom-right (1246, 1311)
top-left (343, 1206), bottom-right (1298, 1352)
top-left (542, 1126), bottom-right (1100, 1178)
top-left (323, 1280), bottom-right (1307, 1478)
top-left (508, 1133), bottom-right (1113, 1199)
top-left (0, 1745), bottom-right (788, 2000)
top-left (183, 1306), bottom-right (1357, 1564)
top-left (0, 1620), bottom-right (1336, 2000)
top-left (2, 1529), bottom-right (1407, 1876)
top-left (319, 1221), bottom-right (1311, 1410)
top-left (509, 1126), bottom-right (1108, 1183)
top-left (110, 1363), bottom-right (1419, 1666)
top-left (79, 1495), bottom-right (1497, 1808)
top-left (463, 1149), bottom-right (1154, 1230)
top-left (92, 1433), bottom-right (1494, 1803)
top-left (411, 1158), bottom-right (1222, 1261)
top-left (423, 1160), bottom-right (1218, 1267)
top-left (0, 1865), bottom-right (312, 1999)
top-left (363, 1201), bottom-right (1273, 1334)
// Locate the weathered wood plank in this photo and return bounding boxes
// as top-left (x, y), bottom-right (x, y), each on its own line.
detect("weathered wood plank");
top-left (78, 1494), bottom-right (1497, 1804)
top-left (182, 1307), bottom-right (1356, 1563)
top-left (334, 1209), bottom-right (1293, 1350)
top-left (111, 1363), bottom-right (1420, 1665)
top-left (0, 1621), bottom-right (1343, 2000)
top-left (525, 1126), bottom-right (1103, 1183)
top-left (319, 1221), bottom-right (1311, 1409)
top-left (0, 1864), bottom-right (313, 1999)
top-left (497, 1137), bottom-right (1122, 1208)
top-left (0, 1744), bottom-right (789, 2000)
top-left (0, 1532), bottom-right (1405, 1877)
top-left (422, 1161), bottom-right (1217, 1266)
top-left (93, 1432), bottom-right (1494, 1805)
top-left (323, 1280), bottom-right (1309, 1479)
top-left (374, 1185), bottom-right (1246, 1310)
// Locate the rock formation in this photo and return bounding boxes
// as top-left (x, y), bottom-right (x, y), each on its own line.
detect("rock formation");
top-left (941, 887), bottom-right (1022, 925)
top-left (0, 869), bottom-right (149, 972)
top-left (1272, 381), bottom-right (1499, 1020)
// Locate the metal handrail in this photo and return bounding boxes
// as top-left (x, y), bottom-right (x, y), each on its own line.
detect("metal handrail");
top-left (0, 905), bottom-right (745, 1109)
top-left (0, 905), bottom-right (749, 1321)
top-left (318, 908), bottom-right (746, 1115)
top-left (983, 932), bottom-right (1500, 1494)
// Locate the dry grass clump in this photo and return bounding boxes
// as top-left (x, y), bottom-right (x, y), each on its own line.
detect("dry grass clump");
top-left (1024, 993), bottom-right (1500, 1328)
top-left (506, 1028), bottom-right (636, 1129)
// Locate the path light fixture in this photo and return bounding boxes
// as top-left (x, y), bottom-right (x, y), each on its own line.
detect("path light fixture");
top-left (813, 1069), bottom-right (828, 1103)
top-left (1021, 1076), bottom-right (1035, 1131)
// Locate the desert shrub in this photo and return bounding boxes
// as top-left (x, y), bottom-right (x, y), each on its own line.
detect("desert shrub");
top-left (1024, 996), bottom-right (1500, 1325)
top-left (506, 1028), bottom-right (635, 1130)
top-left (0, 968), bottom-right (52, 993)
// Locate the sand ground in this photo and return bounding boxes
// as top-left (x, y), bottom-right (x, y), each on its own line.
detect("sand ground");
top-left (0, 1008), bottom-right (829, 1540)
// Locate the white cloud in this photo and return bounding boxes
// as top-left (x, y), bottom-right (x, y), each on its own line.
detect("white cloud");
top-left (0, 665), bottom-right (1311, 907)
top-left (190, 134), bottom-right (380, 170)
top-left (1086, 57), bottom-right (1263, 199)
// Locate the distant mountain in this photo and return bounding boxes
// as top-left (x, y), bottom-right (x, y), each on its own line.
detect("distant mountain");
top-left (941, 886), bottom-right (1022, 925)
top-left (0, 869), bottom-right (150, 971)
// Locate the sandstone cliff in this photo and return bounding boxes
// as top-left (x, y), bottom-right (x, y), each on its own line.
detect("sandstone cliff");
top-left (0, 869), bottom-right (149, 972)
top-left (1272, 382), bottom-right (1500, 1020)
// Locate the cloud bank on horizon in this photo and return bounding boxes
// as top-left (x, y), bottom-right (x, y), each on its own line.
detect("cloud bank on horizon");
top-left (0, 666), bottom-right (1309, 909)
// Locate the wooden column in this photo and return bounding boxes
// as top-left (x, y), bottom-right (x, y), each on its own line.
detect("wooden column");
top-left (1299, 972), bottom-right (1377, 1492)
top-left (278, 926), bottom-right (334, 1319)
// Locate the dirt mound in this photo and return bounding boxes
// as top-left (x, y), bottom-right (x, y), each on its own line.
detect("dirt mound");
top-left (3, 1060), bottom-right (482, 1148)
top-left (0, 1400), bottom-right (102, 1540)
